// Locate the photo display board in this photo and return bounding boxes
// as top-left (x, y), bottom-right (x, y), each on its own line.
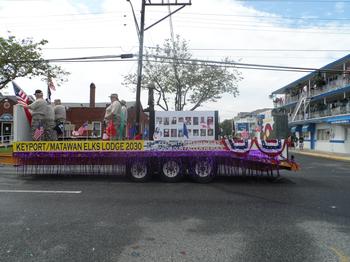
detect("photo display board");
top-left (154, 111), bottom-right (218, 140)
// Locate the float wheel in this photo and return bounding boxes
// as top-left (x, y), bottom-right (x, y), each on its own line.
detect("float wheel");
top-left (127, 161), bottom-right (150, 182)
top-left (191, 158), bottom-right (215, 183)
top-left (160, 160), bottom-right (183, 182)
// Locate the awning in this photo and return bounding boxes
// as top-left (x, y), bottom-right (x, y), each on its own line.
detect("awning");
top-left (302, 124), bottom-right (313, 132)
top-left (326, 115), bottom-right (350, 124)
top-left (0, 113), bottom-right (13, 121)
top-left (290, 125), bottom-right (301, 133)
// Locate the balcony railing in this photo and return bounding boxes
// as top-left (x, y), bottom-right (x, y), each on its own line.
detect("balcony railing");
top-left (274, 77), bottom-right (350, 108)
top-left (289, 103), bottom-right (350, 123)
top-left (310, 78), bottom-right (350, 97)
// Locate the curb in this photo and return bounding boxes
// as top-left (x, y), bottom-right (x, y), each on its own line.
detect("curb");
top-left (290, 150), bottom-right (350, 162)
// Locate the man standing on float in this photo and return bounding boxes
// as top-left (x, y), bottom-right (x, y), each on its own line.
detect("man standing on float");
top-left (104, 93), bottom-right (122, 140)
top-left (21, 89), bottom-right (47, 140)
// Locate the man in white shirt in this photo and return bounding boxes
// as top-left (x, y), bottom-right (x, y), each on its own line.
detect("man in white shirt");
top-left (104, 93), bottom-right (121, 139)
top-left (119, 100), bottom-right (128, 139)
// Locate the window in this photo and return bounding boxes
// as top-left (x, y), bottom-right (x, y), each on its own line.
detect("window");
top-left (302, 131), bottom-right (310, 139)
top-left (317, 129), bottom-right (330, 141)
top-left (92, 121), bottom-right (102, 137)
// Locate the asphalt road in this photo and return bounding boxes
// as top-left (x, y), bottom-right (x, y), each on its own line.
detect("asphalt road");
top-left (0, 154), bottom-right (349, 262)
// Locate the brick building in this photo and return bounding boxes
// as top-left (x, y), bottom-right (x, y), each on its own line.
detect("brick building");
top-left (63, 83), bottom-right (149, 138)
top-left (0, 95), bottom-right (17, 143)
top-left (0, 83), bottom-right (149, 142)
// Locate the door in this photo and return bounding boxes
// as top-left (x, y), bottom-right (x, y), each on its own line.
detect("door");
top-left (2, 122), bottom-right (12, 143)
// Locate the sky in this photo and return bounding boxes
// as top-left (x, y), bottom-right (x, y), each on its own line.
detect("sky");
top-left (1, 0), bottom-right (350, 120)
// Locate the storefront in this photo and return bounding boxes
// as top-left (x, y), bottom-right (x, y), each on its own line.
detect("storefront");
top-left (0, 113), bottom-right (13, 144)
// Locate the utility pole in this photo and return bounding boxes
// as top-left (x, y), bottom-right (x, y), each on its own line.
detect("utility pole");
top-left (135, 0), bottom-right (146, 135)
top-left (130, 0), bottom-right (192, 135)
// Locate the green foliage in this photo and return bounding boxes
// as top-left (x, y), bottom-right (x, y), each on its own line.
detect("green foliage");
top-left (312, 71), bottom-right (326, 88)
top-left (0, 35), bottom-right (69, 89)
top-left (219, 119), bottom-right (234, 136)
top-left (123, 36), bottom-right (242, 111)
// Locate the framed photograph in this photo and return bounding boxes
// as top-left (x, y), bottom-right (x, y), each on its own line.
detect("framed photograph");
top-left (171, 117), bottom-right (177, 125)
top-left (164, 129), bottom-right (169, 137)
top-left (207, 117), bottom-right (214, 128)
top-left (156, 117), bottom-right (162, 124)
top-left (164, 117), bottom-right (169, 125)
top-left (171, 129), bottom-right (177, 137)
top-left (154, 110), bottom-right (216, 141)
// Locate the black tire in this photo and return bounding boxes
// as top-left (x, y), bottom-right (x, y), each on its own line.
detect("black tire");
top-left (191, 158), bottom-right (215, 183)
top-left (160, 159), bottom-right (183, 182)
top-left (127, 161), bottom-right (150, 182)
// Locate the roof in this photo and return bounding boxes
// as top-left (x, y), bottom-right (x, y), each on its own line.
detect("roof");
top-left (235, 108), bottom-right (272, 118)
top-left (271, 54), bottom-right (350, 95)
top-left (0, 95), bottom-right (18, 103)
top-left (62, 101), bottom-right (137, 108)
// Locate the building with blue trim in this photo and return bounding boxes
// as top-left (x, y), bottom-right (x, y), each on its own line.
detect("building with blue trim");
top-left (271, 54), bottom-right (350, 154)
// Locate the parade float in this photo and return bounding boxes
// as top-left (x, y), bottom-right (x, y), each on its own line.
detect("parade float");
top-left (11, 107), bottom-right (299, 182)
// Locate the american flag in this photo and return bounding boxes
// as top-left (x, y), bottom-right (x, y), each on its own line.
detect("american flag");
top-left (13, 82), bottom-right (31, 106)
top-left (33, 126), bottom-right (44, 141)
top-left (12, 82), bottom-right (33, 124)
top-left (78, 121), bottom-right (89, 135)
top-left (183, 123), bottom-right (189, 138)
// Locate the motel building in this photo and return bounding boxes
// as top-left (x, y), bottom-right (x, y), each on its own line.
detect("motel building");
top-left (271, 54), bottom-right (350, 154)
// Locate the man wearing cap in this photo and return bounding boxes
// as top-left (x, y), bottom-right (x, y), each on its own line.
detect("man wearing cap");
top-left (104, 93), bottom-right (122, 139)
top-left (119, 100), bottom-right (128, 139)
top-left (22, 90), bottom-right (47, 140)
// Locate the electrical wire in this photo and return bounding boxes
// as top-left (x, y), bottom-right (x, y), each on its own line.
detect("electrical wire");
top-left (35, 53), bottom-right (349, 74)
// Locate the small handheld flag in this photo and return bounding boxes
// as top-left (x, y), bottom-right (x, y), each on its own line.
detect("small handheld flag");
top-left (183, 123), bottom-right (189, 138)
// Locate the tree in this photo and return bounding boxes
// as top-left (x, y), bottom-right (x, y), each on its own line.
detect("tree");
top-left (123, 36), bottom-right (242, 111)
top-left (0, 35), bottom-right (69, 89)
top-left (220, 119), bottom-right (234, 137)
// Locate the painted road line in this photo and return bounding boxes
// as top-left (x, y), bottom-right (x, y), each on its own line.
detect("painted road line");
top-left (330, 247), bottom-right (350, 262)
top-left (0, 190), bottom-right (82, 194)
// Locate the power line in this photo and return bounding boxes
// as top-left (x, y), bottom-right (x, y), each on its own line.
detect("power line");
top-left (235, 0), bottom-right (350, 2)
top-left (173, 23), bottom-right (350, 35)
top-left (44, 46), bottom-right (126, 50)
top-left (38, 53), bottom-right (349, 74)
top-left (40, 45), bottom-right (350, 53)
top-left (145, 46), bottom-right (350, 52)
top-left (47, 57), bottom-right (341, 74)
top-left (39, 45), bottom-right (350, 53)
top-left (1, 9), bottom-right (350, 22)
top-left (148, 10), bottom-right (350, 21)
top-left (145, 55), bottom-right (349, 74)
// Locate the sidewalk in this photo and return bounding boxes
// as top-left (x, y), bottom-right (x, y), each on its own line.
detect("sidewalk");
top-left (290, 148), bottom-right (350, 162)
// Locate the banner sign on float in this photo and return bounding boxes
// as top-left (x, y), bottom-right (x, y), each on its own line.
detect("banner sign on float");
top-left (13, 140), bottom-right (144, 152)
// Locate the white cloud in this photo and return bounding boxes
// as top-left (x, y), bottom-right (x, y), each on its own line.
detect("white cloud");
top-left (335, 2), bottom-right (345, 13)
top-left (1, 0), bottom-right (349, 120)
